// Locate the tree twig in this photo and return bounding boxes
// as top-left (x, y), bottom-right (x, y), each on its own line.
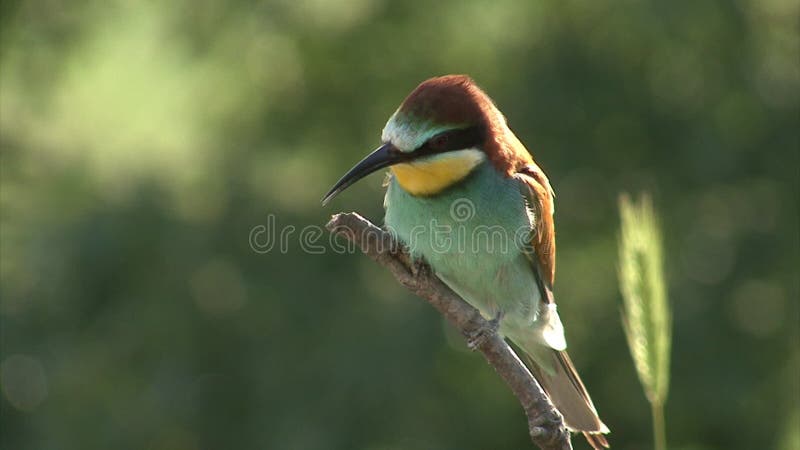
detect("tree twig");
top-left (326, 212), bottom-right (573, 450)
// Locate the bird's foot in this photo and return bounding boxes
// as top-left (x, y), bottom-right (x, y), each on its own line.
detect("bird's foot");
top-left (410, 258), bottom-right (431, 278)
top-left (467, 310), bottom-right (504, 350)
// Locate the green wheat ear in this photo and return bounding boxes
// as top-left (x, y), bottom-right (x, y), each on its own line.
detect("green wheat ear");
top-left (618, 193), bottom-right (672, 450)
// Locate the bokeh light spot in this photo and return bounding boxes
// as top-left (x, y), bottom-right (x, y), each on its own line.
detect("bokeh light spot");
top-left (190, 259), bottom-right (248, 315)
top-left (1, 354), bottom-right (48, 412)
top-left (729, 279), bottom-right (786, 338)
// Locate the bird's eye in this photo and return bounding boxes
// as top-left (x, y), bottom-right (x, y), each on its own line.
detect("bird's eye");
top-left (430, 134), bottom-right (449, 150)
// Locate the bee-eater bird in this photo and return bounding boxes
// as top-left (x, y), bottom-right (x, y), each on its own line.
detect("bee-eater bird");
top-left (323, 75), bottom-right (609, 449)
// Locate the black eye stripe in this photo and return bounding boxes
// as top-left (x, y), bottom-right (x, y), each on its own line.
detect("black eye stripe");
top-left (415, 126), bottom-right (485, 156)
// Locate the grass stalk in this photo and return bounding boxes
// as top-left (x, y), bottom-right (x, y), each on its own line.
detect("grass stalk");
top-left (618, 193), bottom-right (672, 450)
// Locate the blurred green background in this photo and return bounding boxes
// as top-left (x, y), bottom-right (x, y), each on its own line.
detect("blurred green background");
top-left (1, 1), bottom-right (798, 449)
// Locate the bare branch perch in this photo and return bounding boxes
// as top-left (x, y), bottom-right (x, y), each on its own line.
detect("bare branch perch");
top-left (326, 212), bottom-right (573, 450)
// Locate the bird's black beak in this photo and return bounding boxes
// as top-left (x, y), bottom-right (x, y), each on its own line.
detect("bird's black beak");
top-left (322, 143), bottom-right (405, 205)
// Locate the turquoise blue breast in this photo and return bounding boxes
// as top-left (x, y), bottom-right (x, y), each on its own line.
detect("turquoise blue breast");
top-left (384, 161), bottom-right (541, 324)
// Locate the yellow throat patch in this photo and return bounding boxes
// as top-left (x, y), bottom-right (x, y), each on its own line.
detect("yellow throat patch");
top-left (390, 149), bottom-right (485, 196)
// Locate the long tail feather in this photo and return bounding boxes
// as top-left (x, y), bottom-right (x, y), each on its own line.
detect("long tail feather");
top-left (525, 349), bottom-right (610, 449)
